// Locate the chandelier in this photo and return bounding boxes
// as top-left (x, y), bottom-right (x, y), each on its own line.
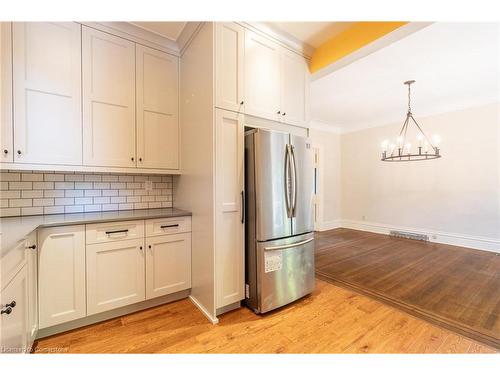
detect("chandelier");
top-left (381, 80), bottom-right (441, 162)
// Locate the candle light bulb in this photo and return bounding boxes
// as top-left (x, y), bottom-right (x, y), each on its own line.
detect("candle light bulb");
top-left (417, 133), bottom-right (424, 146)
top-left (381, 140), bottom-right (389, 151)
top-left (397, 136), bottom-right (403, 146)
top-left (424, 141), bottom-right (429, 153)
top-left (432, 134), bottom-right (441, 146)
top-left (405, 143), bottom-right (412, 154)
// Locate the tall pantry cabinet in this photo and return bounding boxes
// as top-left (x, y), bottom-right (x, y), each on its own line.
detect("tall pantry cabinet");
top-left (177, 22), bottom-right (310, 321)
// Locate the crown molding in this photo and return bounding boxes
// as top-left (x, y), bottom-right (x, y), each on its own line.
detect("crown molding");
top-left (309, 120), bottom-right (343, 134)
top-left (240, 22), bottom-right (314, 59)
top-left (80, 22), bottom-right (181, 56)
top-left (177, 22), bottom-right (204, 56)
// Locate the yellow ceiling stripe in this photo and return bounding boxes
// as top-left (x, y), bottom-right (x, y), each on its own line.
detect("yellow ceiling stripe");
top-left (310, 21), bottom-right (408, 73)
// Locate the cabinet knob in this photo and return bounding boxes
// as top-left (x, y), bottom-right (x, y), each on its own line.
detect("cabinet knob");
top-left (277, 110), bottom-right (281, 114)
top-left (3, 149), bottom-right (8, 154)
top-left (26, 244), bottom-right (37, 250)
top-left (139, 246), bottom-right (143, 250)
top-left (282, 112), bottom-right (286, 116)
top-left (139, 157), bottom-right (142, 162)
top-left (240, 101), bottom-right (244, 105)
top-left (6, 301), bottom-right (16, 308)
top-left (17, 150), bottom-right (22, 155)
top-left (148, 245), bottom-right (152, 249)
top-left (131, 157), bottom-right (135, 162)
top-left (1, 307), bottom-right (12, 315)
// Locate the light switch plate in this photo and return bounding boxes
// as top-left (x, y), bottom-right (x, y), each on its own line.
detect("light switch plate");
top-left (145, 180), bottom-right (153, 191)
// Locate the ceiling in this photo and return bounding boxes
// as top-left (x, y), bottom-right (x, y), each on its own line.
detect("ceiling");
top-left (310, 22), bottom-right (500, 132)
top-left (268, 22), bottom-right (353, 48)
top-left (131, 22), bottom-right (187, 41)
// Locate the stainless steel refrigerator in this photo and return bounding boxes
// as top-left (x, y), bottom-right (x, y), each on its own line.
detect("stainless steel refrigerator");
top-left (245, 128), bottom-right (315, 314)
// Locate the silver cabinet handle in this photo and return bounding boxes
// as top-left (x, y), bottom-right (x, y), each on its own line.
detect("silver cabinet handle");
top-left (241, 190), bottom-right (245, 224)
top-left (284, 145), bottom-right (293, 218)
top-left (290, 145), bottom-right (298, 217)
top-left (264, 237), bottom-right (314, 251)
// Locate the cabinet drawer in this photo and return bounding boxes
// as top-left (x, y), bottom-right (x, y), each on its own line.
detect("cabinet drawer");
top-left (86, 220), bottom-right (144, 244)
top-left (145, 216), bottom-right (191, 237)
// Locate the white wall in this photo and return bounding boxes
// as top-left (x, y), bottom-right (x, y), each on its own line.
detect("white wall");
top-left (309, 127), bottom-right (342, 231)
top-left (340, 102), bottom-right (500, 251)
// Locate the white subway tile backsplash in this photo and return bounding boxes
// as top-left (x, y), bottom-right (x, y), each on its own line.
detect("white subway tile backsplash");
top-left (54, 182), bottom-right (74, 190)
top-left (1, 172), bottom-right (174, 217)
top-left (75, 197), bottom-right (93, 205)
top-left (33, 198), bottom-right (54, 207)
top-left (44, 190), bottom-right (64, 198)
top-left (44, 206), bottom-right (64, 214)
top-left (9, 199), bottom-right (32, 207)
top-left (22, 173), bottom-right (43, 181)
top-left (1, 191), bottom-right (21, 199)
top-left (75, 182), bottom-right (93, 189)
top-left (22, 190), bottom-right (43, 198)
top-left (33, 182), bottom-right (54, 190)
top-left (44, 173), bottom-right (65, 181)
top-left (9, 181), bottom-right (33, 190)
top-left (55, 197), bottom-right (74, 206)
top-left (65, 190), bottom-right (84, 197)
top-left (22, 207), bottom-right (43, 215)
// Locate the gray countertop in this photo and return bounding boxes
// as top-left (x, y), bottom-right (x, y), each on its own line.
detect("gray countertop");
top-left (0, 208), bottom-right (192, 257)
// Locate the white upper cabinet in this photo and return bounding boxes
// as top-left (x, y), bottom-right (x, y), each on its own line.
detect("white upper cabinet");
top-left (1, 23), bottom-right (13, 163)
top-left (244, 27), bottom-right (310, 126)
top-left (215, 22), bottom-right (245, 113)
top-left (215, 109), bottom-right (245, 309)
top-left (12, 22), bottom-right (82, 165)
top-left (82, 26), bottom-right (136, 168)
top-left (280, 48), bottom-right (309, 126)
top-left (244, 30), bottom-right (281, 122)
top-left (136, 45), bottom-right (179, 170)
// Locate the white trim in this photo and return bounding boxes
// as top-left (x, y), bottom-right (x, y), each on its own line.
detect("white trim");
top-left (0, 162), bottom-right (181, 175)
top-left (80, 22), bottom-right (180, 56)
top-left (178, 22), bottom-right (204, 56)
top-left (311, 22), bottom-right (432, 81)
top-left (340, 219), bottom-right (500, 254)
top-left (316, 220), bottom-right (342, 232)
top-left (189, 295), bottom-right (219, 325)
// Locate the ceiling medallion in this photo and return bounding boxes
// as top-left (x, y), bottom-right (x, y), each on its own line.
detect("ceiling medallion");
top-left (381, 80), bottom-right (442, 162)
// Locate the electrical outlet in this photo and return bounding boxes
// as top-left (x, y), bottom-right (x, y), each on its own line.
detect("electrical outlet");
top-left (145, 180), bottom-right (153, 191)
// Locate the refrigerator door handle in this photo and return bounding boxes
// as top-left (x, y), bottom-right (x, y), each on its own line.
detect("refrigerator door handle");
top-left (264, 237), bottom-right (314, 251)
top-left (241, 190), bottom-right (245, 224)
top-left (290, 145), bottom-right (298, 217)
top-left (284, 144), bottom-right (293, 218)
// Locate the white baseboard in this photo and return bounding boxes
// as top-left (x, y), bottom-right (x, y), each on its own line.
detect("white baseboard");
top-left (315, 219), bottom-right (341, 231)
top-left (340, 219), bottom-right (500, 254)
top-left (189, 295), bottom-right (219, 324)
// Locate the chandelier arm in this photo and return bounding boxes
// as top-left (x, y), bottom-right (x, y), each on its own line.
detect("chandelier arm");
top-left (398, 114), bottom-right (409, 136)
top-left (409, 115), bottom-right (437, 151)
top-left (402, 114), bottom-right (410, 152)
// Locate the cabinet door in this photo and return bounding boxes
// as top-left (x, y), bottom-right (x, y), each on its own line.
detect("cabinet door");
top-left (82, 26), bottom-right (136, 168)
top-left (1, 265), bottom-right (29, 353)
top-left (215, 22), bottom-right (245, 112)
top-left (280, 48), bottom-right (309, 126)
top-left (38, 225), bottom-right (86, 329)
top-left (136, 45), bottom-right (179, 169)
top-left (244, 30), bottom-right (281, 121)
top-left (12, 22), bottom-right (82, 165)
top-left (26, 231), bottom-right (38, 348)
top-left (86, 238), bottom-right (145, 315)
top-left (215, 109), bottom-right (245, 309)
top-left (1, 22), bottom-right (13, 162)
top-left (145, 233), bottom-right (191, 299)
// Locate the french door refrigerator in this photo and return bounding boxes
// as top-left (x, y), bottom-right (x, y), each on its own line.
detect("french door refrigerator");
top-left (245, 128), bottom-right (315, 313)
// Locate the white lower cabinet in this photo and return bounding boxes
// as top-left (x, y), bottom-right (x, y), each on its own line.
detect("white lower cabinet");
top-left (0, 265), bottom-right (29, 353)
top-left (86, 238), bottom-right (146, 315)
top-left (26, 231), bottom-right (38, 347)
top-left (146, 233), bottom-right (191, 299)
top-left (38, 225), bottom-right (86, 329)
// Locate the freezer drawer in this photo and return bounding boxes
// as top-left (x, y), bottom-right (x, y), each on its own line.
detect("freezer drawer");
top-left (256, 233), bottom-right (315, 313)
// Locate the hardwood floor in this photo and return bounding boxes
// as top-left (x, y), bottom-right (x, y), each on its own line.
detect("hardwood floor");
top-left (315, 228), bottom-right (500, 349)
top-left (34, 279), bottom-right (496, 353)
